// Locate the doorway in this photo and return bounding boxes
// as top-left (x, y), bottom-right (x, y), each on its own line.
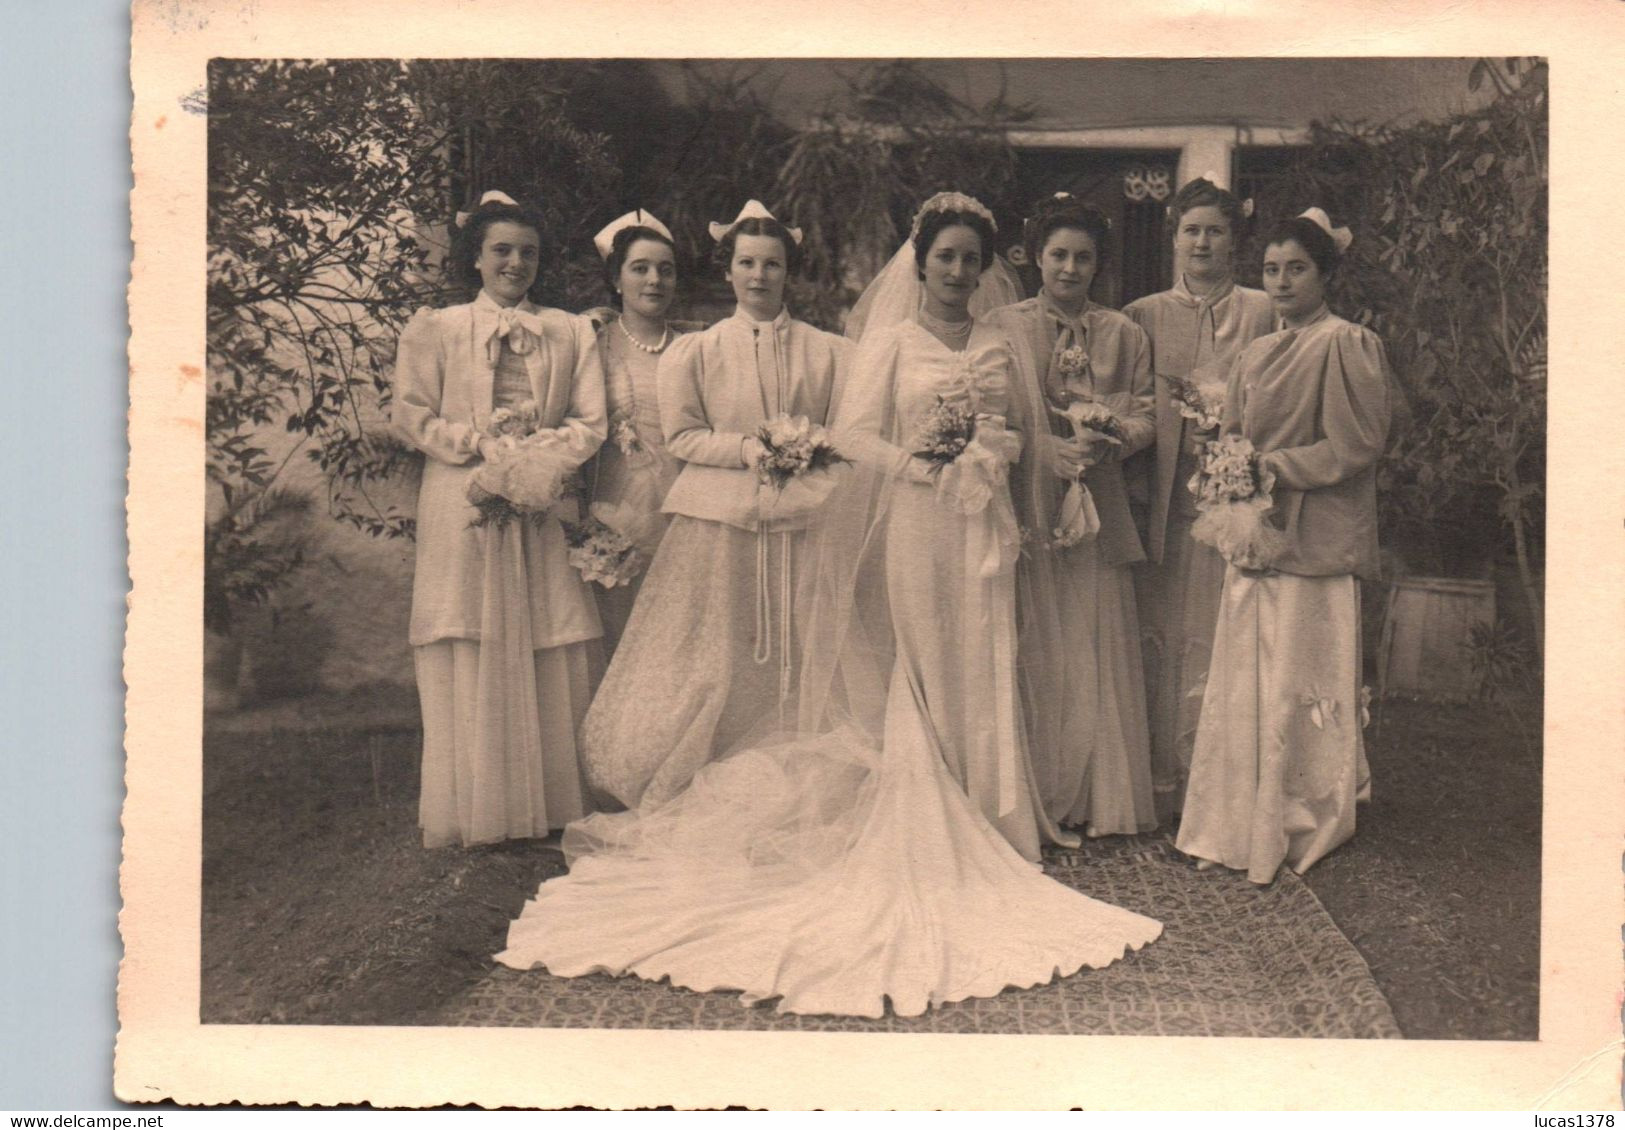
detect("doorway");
top-left (1007, 148), bottom-right (1180, 309)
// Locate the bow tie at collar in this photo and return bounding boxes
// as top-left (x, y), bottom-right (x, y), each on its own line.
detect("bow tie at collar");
top-left (1040, 291), bottom-right (1090, 336)
top-left (476, 295), bottom-right (545, 365)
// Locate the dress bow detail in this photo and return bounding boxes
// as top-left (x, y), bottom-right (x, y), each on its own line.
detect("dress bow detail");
top-left (485, 306), bottom-right (545, 365)
top-left (936, 347), bottom-right (1006, 414)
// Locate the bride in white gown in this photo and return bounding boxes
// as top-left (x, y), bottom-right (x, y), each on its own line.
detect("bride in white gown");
top-left (497, 193), bottom-right (1161, 1018)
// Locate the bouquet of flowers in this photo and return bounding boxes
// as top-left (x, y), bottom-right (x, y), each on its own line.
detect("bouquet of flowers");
top-left (1187, 433), bottom-right (1286, 569)
top-left (486, 400), bottom-right (540, 441)
top-left (1043, 397), bottom-right (1126, 548)
top-left (1163, 373), bottom-right (1225, 433)
top-left (563, 501), bottom-right (648, 589)
top-left (1049, 396), bottom-right (1127, 448)
top-left (752, 414), bottom-right (847, 490)
top-left (907, 396), bottom-right (1021, 525)
top-left (467, 400), bottom-right (574, 529)
top-left (910, 395), bottom-right (979, 472)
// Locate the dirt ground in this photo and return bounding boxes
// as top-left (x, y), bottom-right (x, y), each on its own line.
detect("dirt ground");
top-left (201, 684), bottom-right (1541, 1037)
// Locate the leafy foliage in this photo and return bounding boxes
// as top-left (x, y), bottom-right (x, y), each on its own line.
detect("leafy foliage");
top-left (1466, 619), bottom-right (1538, 710)
top-left (776, 62), bottom-right (1031, 328)
top-left (203, 487), bottom-right (313, 635)
top-left (656, 65), bottom-right (798, 285)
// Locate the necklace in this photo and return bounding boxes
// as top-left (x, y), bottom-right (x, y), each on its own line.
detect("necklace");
top-left (618, 317), bottom-right (670, 354)
top-left (917, 306), bottom-right (973, 347)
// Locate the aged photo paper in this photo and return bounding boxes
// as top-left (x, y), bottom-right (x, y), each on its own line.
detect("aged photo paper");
top-left (122, 0), bottom-right (1625, 1109)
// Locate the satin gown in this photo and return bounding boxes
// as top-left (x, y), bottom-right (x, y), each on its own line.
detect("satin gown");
top-left (1176, 309), bottom-right (1390, 883)
top-left (989, 297), bottom-right (1158, 837)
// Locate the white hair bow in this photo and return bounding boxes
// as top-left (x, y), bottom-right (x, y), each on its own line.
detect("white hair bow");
top-left (455, 190), bottom-right (521, 229)
top-left (707, 199), bottom-right (802, 245)
top-left (593, 209), bottom-right (675, 260)
top-left (1297, 207), bottom-right (1353, 253)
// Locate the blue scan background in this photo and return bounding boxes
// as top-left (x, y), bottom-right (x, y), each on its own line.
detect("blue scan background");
top-left (0, 0), bottom-right (130, 1111)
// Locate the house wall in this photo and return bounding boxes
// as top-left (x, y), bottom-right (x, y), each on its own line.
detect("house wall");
top-left (654, 58), bottom-right (1484, 190)
top-left (218, 375), bottom-right (420, 699)
top-left (651, 58), bottom-right (1483, 136)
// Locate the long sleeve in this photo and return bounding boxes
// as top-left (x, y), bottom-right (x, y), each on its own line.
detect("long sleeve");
top-left (659, 335), bottom-right (751, 469)
top-left (1221, 344), bottom-right (1249, 437)
top-left (833, 333), bottom-right (915, 479)
top-left (1001, 351), bottom-right (1031, 457)
top-left (820, 334), bottom-right (854, 429)
top-left (1114, 323), bottom-right (1156, 458)
top-left (1264, 327), bottom-right (1391, 491)
top-left (392, 309), bottom-right (479, 465)
top-left (533, 314), bottom-right (608, 470)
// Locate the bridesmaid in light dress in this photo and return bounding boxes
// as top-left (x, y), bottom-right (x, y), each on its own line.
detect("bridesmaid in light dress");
top-left (581, 210), bottom-right (697, 653)
top-left (392, 191), bottom-right (607, 847)
top-left (1124, 177), bottom-right (1274, 822)
top-left (1177, 208), bottom-right (1390, 884)
top-left (990, 193), bottom-right (1158, 838)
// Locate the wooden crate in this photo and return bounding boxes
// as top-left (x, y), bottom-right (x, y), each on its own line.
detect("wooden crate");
top-left (1376, 576), bottom-right (1496, 703)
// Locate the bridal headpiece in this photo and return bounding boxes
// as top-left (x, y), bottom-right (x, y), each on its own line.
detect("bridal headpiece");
top-left (708, 199), bottom-right (803, 245)
top-left (1297, 206), bottom-right (1353, 253)
top-left (593, 209), bottom-right (674, 260)
top-left (910, 192), bottom-right (998, 240)
top-left (455, 189), bottom-right (522, 229)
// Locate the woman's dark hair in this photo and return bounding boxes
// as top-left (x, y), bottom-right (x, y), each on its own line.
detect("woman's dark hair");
top-left (713, 216), bottom-right (803, 274)
top-left (911, 209), bottom-right (998, 276)
top-left (603, 225), bottom-right (677, 307)
top-left (1022, 194), bottom-right (1111, 265)
top-left (1262, 215), bottom-right (1342, 278)
top-left (1165, 177), bottom-right (1248, 236)
top-left (451, 197), bottom-right (547, 299)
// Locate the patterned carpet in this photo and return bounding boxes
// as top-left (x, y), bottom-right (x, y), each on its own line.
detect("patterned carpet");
top-left (433, 832), bottom-right (1401, 1037)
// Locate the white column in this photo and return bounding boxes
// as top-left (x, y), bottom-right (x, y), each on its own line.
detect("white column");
top-left (1177, 129), bottom-right (1237, 190)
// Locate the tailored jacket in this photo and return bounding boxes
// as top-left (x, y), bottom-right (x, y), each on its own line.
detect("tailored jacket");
top-left (659, 307), bottom-right (849, 532)
top-left (1124, 278), bottom-right (1275, 564)
top-left (990, 297), bottom-right (1156, 566)
top-left (392, 293), bottom-right (608, 646)
top-left (1224, 306), bottom-right (1392, 580)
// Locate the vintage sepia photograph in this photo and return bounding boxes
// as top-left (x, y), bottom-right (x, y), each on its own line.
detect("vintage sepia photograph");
top-left (120, 0), bottom-right (1621, 1110)
top-left (197, 54), bottom-right (1542, 1036)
